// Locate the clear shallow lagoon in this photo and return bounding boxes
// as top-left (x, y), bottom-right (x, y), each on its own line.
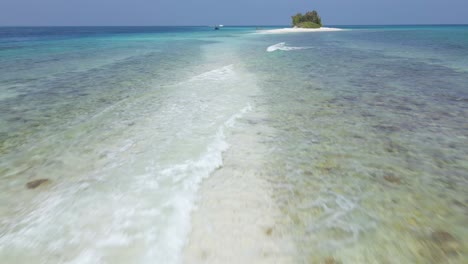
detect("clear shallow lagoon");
top-left (0, 26), bottom-right (467, 263)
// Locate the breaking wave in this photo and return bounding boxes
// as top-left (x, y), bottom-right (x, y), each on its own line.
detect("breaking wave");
top-left (266, 42), bottom-right (311, 52)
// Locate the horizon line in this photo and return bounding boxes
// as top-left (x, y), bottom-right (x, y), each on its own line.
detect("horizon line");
top-left (1, 23), bottom-right (468, 27)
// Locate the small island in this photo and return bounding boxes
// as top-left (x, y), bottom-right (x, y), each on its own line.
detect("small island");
top-left (291, 10), bottom-right (322, 28)
top-left (257, 10), bottom-right (342, 34)
top-left (258, 9), bottom-right (341, 34)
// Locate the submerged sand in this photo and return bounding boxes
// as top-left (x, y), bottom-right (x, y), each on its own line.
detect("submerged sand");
top-left (258, 27), bottom-right (344, 34)
top-left (183, 109), bottom-right (295, 263)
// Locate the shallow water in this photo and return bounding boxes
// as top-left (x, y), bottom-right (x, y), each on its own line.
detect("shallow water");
top-left (0, 26), bottom-right (260, 263)
top-left (244, 27), bottom-right (468, 263)
top-left (1, 26), bottom-right (467, 263)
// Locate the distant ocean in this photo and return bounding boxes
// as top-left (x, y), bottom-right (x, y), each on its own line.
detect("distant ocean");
top-left (0, 25), bottom-right (467, 263)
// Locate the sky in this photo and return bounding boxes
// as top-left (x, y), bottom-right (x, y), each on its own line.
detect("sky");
top-left (1, 0), bottom-right (467, 26)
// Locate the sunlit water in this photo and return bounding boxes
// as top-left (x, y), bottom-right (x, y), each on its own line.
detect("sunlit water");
top-left (0, 26), bottom-right (467, 263)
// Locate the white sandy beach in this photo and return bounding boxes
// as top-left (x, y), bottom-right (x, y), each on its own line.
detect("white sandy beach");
top-left (258, 27), bottom-right (343, 34)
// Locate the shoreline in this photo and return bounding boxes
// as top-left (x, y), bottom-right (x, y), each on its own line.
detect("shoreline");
top-left (257, 27), bottom-right (344, 34)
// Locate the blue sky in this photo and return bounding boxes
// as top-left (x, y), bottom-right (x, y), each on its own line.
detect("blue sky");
top-left (1, 0), bottom-right (467, 26)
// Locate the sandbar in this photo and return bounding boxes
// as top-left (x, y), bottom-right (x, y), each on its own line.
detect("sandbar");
top-left (258, 27), bottom-right (344, 34)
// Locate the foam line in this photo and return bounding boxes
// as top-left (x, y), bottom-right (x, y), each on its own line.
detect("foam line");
top-left (266, 42), bottom-right (311, 52)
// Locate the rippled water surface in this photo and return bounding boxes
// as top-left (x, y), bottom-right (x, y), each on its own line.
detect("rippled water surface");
top-left (0, 26), bottom-right (467, 263)
top-left (246, 26), bottom-right (468, 263)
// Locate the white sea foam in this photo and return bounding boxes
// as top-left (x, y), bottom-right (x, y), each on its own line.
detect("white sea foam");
top-left (190, 65), bottom-right (235, 81)
top-left (266, 42), bottom-right (311, 52)
top-left (0, 104), bottom-right (253, 264)
top-left (225, 103), bottom-right (252, 127)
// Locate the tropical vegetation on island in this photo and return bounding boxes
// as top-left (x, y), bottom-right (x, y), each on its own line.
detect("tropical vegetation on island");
top-left (291, 10), bottom-right (322, 28)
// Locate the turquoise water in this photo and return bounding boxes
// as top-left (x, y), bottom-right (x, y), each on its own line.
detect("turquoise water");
top-left (0, 26), bottom-right (467, 263)
top-left (250, 26), bottom-right (468, 263)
